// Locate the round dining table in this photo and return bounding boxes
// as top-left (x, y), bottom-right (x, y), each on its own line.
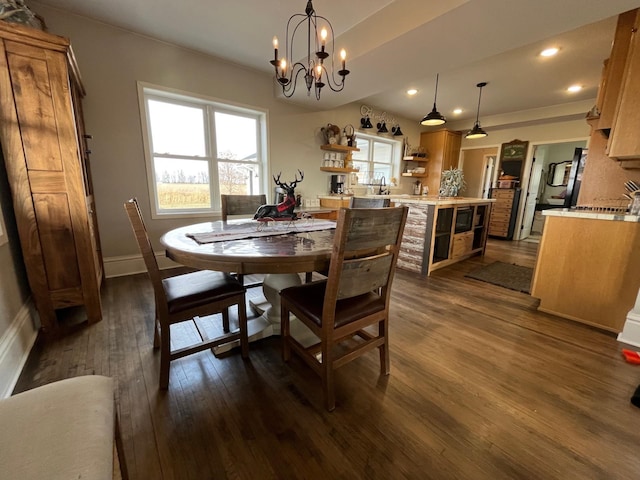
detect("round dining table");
top-left (160, 220), bottom-right (335, 275)
top-left (160, 219), bottom-right (336, 352)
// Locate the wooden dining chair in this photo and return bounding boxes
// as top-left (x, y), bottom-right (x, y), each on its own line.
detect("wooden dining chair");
top-left (124, 198), bottom-right (248, 389)
top-left (349, 196), bottom-right (391, 208)
top-left (221, 194), bottom-right (267, 288)
top-left (220, 194), bottom-right (267, 221)
top-left (280, 206), bottom-right (409, 410)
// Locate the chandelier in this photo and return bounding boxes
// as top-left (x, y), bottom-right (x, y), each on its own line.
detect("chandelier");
top-left (270, 0), bottom-right (350, 100)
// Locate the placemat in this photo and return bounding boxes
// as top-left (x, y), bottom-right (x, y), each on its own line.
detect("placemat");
top-left (186, 219), bottom-right (336, 244)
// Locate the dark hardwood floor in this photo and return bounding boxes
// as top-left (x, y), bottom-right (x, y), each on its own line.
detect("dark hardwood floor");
top-left (14, 240), bottom-right (640, 479)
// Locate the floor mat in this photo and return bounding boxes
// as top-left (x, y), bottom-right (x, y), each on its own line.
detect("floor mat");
top-left (465, 261), bottom-right (533, 293)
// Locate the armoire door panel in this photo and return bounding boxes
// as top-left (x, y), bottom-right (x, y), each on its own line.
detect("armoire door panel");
top-left (7, 49), bottom-right (63, 172)
top-left (28, 170), bottom-right (66, 193)
top-left (33, 193), bottom-right (81, 290)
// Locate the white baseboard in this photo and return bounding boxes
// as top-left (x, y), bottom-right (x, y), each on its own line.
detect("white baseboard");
top-left (618, 311), bottom-right (640, 348)
top-left (104, 253), bottom-right (179, 278)
top-left (0, 299), bottom-right (38, 399)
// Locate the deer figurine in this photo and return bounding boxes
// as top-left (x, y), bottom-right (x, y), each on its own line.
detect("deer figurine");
top-left (254, 170), bottom-right (304, 220)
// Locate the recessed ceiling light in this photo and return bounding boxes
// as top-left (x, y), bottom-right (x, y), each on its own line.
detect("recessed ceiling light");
top-left (407, 89), bottom-right (418, 96)
top-left (453, 108), bottom-right (462, 115)
top-left (567, 84), bottom-right (582, 93)
top-left (540, 47), bottom-right (559, 57)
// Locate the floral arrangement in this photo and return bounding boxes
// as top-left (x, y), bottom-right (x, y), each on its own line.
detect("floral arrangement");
top-left (439, 168), bottom-right (466, 197)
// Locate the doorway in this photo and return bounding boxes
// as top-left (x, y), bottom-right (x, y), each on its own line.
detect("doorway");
top-left (460, 147), bottom-right (500, 198)
top-left (518, 140), bottom-right (587, 242)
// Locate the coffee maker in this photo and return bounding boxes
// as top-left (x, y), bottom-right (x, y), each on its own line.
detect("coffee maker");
top-left (330, 174), bottom-right (345, 194)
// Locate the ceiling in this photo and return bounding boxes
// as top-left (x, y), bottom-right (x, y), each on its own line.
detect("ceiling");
top-left (33, 0), bottom-right (640, 131)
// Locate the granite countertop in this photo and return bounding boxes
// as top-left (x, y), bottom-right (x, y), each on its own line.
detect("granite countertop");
top-left (542, 208), bottom-right (640, 222)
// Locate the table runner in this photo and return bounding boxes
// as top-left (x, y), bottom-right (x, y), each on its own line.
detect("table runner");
top-left (186, 219), bottom-right (336, 244)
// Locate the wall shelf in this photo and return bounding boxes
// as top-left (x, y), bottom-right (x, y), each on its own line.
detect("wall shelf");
top-left (401, 172), bottom-right (428, 178)
top-left (321, 144), bottom-right (360, 152)
top-left (320, 167), bottom-right (358, 173)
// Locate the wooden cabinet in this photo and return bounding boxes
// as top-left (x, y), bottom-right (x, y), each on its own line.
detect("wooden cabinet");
top-left (488, 188), bottom-right (521, 239)
top-left (0, 22), bottom-right (103, 331)
top-left (395, 200), bottom-right (491, 276)
top-left (419, 130), bottom-right (462, 195)
top-left (589, 8), bottom-right (640, 166)
top-left (596, 10), bottom-right (636, 131)
top-left (531, 213), bottom-right (640, 333)
top-left (608, 10), bottom-right (640, 162)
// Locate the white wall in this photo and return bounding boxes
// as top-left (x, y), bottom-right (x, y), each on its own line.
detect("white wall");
top-left (0, 152), bottom-right (38, 397)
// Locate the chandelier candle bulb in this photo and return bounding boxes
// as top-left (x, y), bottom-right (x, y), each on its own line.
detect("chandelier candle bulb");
top-left (320, 28), bottom-right (327, 46)
top-left (273, 36), bottom-right (278, 62)
top-left (341, 49), bottom-right (346, 71)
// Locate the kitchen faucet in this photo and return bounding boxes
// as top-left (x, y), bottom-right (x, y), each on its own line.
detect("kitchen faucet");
top-left (378, 176), bottom-right (387, 195)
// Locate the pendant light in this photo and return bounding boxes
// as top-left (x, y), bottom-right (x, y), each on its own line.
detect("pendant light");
top-left (420, 73), bottom-right (446, 126)
top-left (465, 82), bottom-right (488, 139)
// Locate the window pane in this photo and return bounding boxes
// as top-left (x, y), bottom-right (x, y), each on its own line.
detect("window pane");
top-left (148, 100), bottom-right (206, 156)
top-left (373, 142), bottom-right (392, 164)
top-left (215, 112), bottom-right (257, 161)
top-left (373, 163), bottom-right (392, 182)
top-left (154, 157), bottom-right (210, 209)
top-left (218, 162), bottom-right (260, 195)
top-left (353, 138), bottom-right (369, 161)
top-left (352, 160), bottom-right (369, 184)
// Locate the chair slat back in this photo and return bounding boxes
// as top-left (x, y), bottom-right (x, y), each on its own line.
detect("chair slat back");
top-left (124, 199), bottom-right (165, 298)
top-left (349, 197), bottom-right (391, 208)
top-left (325, 206), bottom-right (408, 304)
top-left (221, 194), bottom-right (267, 221)
top-left (337, 253), bottom-right (393, 299)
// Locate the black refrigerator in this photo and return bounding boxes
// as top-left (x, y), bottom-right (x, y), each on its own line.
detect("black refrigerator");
top-left (564, 147), bottom-right (587, 208)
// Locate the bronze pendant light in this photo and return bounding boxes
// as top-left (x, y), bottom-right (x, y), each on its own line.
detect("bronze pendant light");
top-left (420, 73), bottom-right (446, 126)
top-left (465, 82), bottom-right (488, 139)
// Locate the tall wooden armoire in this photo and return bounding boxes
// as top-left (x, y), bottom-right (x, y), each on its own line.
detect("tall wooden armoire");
top-left (0, 21), bottom-right (103, 331)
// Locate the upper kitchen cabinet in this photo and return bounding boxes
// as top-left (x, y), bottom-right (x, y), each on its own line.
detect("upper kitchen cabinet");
top-left (419, 130), bottom-right (462, 195)
top-left (0, 21), bottom-right (103, 331)
top-left (596, 10), bottom-right (636, 132)
top-left (596, 8), bottom-right (640, 166)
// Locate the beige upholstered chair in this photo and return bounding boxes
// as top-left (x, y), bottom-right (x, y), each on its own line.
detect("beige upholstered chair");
top-left (125, 198), bottom-right (248, 389)
top-left (349, 197), bottom-right (391, 208)
top-left (280, 206), bottom-right (408, 410)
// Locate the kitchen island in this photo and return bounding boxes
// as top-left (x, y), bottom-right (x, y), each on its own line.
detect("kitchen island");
top-left (319, 195), bottom-right (494, 275)
top-left (531, 208), bottom-right (640, 332)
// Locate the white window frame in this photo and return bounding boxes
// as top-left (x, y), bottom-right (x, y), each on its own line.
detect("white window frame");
top-left (351, 132), bottom-right (402, 185)
top-left (137, 82), bottom-right (268, 219)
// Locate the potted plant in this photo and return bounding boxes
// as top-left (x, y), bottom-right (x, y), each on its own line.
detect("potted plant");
top-left (439, 168), bottom-right (466, 197)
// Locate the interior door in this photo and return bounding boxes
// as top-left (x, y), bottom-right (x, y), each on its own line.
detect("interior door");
top-left (520, 150), bottom-right (543, 239)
